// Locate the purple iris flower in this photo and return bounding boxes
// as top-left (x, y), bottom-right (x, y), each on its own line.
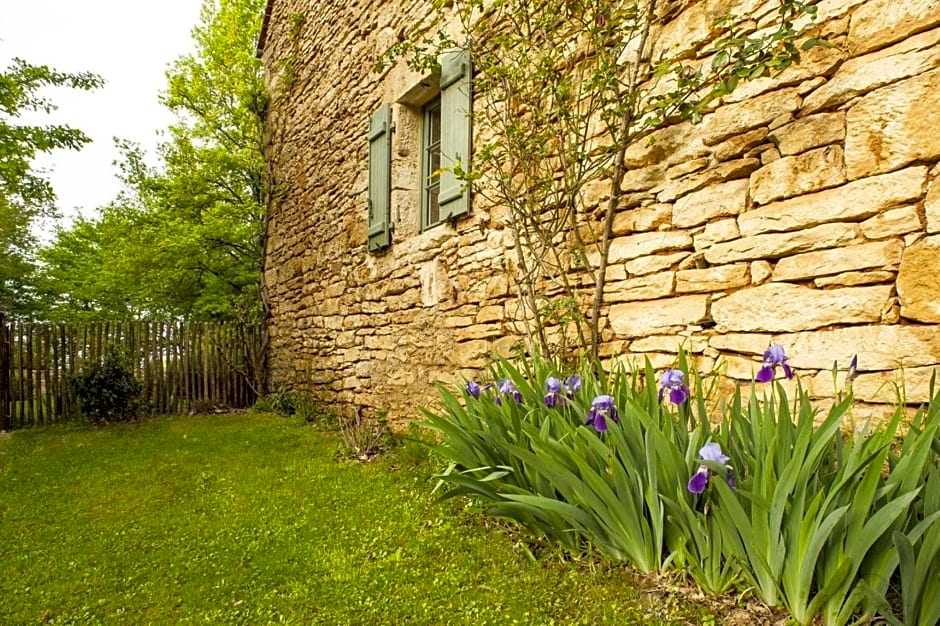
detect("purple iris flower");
top-left (756, 344), bottom-right (793, 383)
top-left (688, 442), bottom-right (733, 494)
top-left (564, 375), bottom-right (581, 396)
top-left (846, 354), bottom-right (858, 384)
top-left (688, 468), bottom-right (710, 494)
top-left (466, 380), bottom-right (482, 398)
top-left (544, 376), bottom-right (564, 407)
top-left (700, 442), bottom-right (729, 465)
top-left (658, 369), bottom-right (690, 405)
top-left (585, 394), bottom-right (618, 432)
top-left (494, 379), bottom-right (522, 405)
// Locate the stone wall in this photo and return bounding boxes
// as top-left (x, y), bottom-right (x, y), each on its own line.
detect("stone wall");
top-left (260, 0), bottom-right (940, 426)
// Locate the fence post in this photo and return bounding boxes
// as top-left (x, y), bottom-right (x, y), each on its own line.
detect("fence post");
top-left (0, 313), bottom-right (10, 430)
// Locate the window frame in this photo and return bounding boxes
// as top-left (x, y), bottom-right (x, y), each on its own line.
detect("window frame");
top-left (390, 49), bottom-right (472, 238)
top-left (420, 95), bottom-right (443, 231)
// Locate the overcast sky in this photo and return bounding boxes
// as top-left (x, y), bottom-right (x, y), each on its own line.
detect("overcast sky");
top-left (1, 0), bottom-right (204, 236)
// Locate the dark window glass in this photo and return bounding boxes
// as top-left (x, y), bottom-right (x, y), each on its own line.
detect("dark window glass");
top-left (423, 97), bottom-right (442, 228)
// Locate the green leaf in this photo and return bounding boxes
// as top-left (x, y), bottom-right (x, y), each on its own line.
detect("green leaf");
top-left (711, 50), bottom-right (730, 69)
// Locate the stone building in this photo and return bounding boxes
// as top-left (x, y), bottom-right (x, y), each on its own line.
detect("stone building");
top-left (258, 0), bottom-right (940, 426)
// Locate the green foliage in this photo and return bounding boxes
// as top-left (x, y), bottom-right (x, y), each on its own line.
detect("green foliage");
top-left (0, 413), bottom-right (715, 624)
top-left (869, 398), bottom-right (940, 626)
top-left (251, 386), bottom-right (298, 415)
top-left (0, 58), bottom-right (103, 316)
top-left (424, 355), bottom-right (686, 572)
top-left (338, 408), bottom-right (392, 461)
top-left (383, 0), bottom-right (822, 362)
top-left (254, 390), bottom-right (392, 458)
top-left (711, 386), bottom-right (916, 624)
top-left (423, 351), bottom-right (940, 625)
top-left (890, 507), bottom-right (940, 626)
top-left (394, 421), bottom-right (442, 469)
top-left (35, 0), bottom-right (266, 322)
top-left (289, 390), bottom-right (324, 424)
top-left (252, 387), bottom-right (331, 424)
top-left (71, 346), bottom-right (143, 423)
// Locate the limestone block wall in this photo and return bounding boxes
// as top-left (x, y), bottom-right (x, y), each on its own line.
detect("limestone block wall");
top-left (260, 0), bottom-right (940, 426)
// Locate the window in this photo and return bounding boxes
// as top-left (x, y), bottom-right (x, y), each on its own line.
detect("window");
top-left (366, 49), bottom-right (472, 251)
top-left (421, 96), bottom-right (442, 229)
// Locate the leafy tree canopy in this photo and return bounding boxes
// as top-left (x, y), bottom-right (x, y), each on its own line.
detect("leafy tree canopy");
top-left (36, 0), bottom-right (267, 322)
top-left (0, 58), bottom-right (103, 316)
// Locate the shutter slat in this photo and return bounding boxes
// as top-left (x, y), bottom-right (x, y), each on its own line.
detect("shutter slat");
top-left (367, 104), bottom-right (392, 251)
top-left (438, 49), bottom-right (471, 222)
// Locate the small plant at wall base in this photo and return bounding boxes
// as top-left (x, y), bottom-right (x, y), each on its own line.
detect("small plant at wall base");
top-left (252, 388), bottom-right (334, 426)
top-left (71, 345), bottom-right (143, 423)
top-left (381, 0), bottom-right (823, 363)
top-left (252, 387), bottom-right (300, 416)
top-left (338, 407), bottom-right (391, 461)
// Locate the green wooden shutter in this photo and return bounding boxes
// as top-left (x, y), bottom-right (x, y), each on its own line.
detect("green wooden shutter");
top-left (438, 49), bottom-right (471, 222)
top-left (367, 104), bottom-right (392, 252)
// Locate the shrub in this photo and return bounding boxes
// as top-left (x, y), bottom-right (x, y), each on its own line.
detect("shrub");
top-left (338, 407), bottom-right (390, 461)
top-left (72, 346), bottom-right (143, 423)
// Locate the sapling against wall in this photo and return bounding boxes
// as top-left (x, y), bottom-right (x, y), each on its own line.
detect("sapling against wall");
top-left (381, 0), bottom-right (823, 364)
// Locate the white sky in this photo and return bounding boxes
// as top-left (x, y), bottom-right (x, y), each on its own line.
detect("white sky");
top-left (0, 0), bottom-right (204, 236)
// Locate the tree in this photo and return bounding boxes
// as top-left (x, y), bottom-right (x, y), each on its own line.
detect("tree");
top-left (0, 58), bottom-right (102, 316)
top-left (37, 0), bottom-right (267, 322)
top-left (385, 0), bottom-right (821, 363)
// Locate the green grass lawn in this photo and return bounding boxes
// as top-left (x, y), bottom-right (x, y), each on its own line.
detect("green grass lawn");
top-left (0, 413), bottom-right (716, 625)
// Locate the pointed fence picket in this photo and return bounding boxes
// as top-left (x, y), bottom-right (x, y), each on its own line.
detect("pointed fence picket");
top-left (0, 315), bottom-right (261, 430)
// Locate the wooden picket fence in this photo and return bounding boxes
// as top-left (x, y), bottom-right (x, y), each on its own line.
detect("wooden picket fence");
top-left (0, 315), bottom-right (262, 430)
